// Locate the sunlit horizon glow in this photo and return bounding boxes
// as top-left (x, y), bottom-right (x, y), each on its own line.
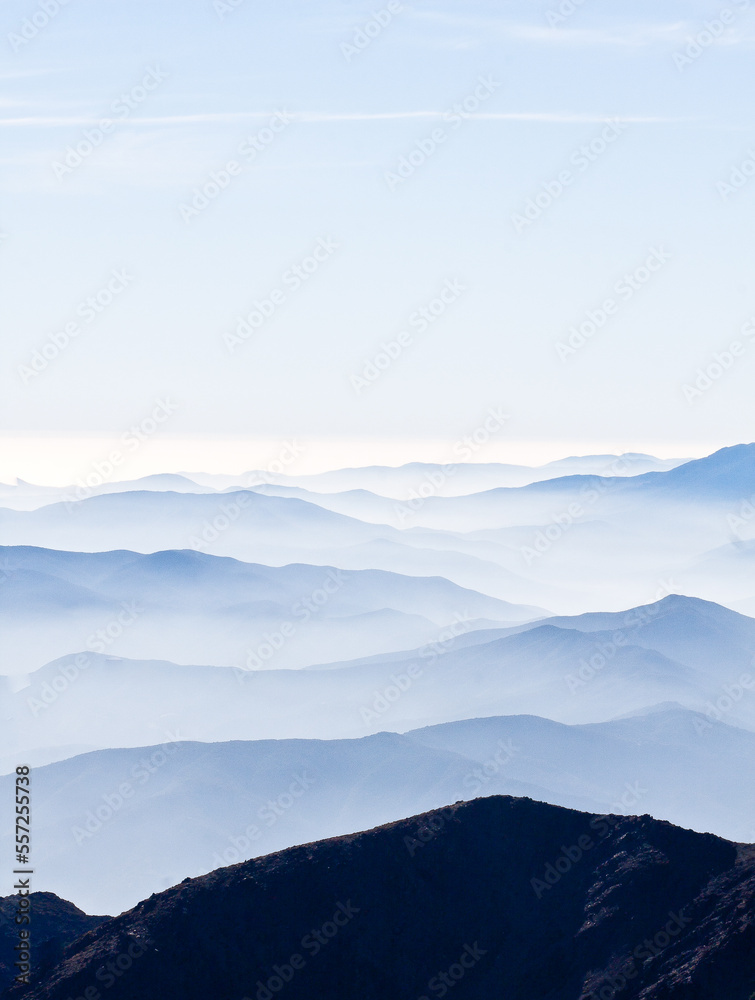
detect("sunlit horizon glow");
top-left (0, 433), bottom-right (733, 486)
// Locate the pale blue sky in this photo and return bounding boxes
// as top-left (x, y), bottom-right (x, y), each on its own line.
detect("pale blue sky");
top-left (1, 0), bottom-right (754, 479)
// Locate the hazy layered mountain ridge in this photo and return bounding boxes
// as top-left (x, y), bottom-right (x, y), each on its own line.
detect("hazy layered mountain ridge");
top-left (1, 446), bottom-right (752, 615)
top-left (2, 593), bottom-right (753, 764)
top-left (1, 705), bottom-right (753, 914)
top-left (0, 452), bottom-right (686, 510)
top-left (2, 445), bottom-right (754, 962)
top-left (0, 545), bottom-right (542, 674)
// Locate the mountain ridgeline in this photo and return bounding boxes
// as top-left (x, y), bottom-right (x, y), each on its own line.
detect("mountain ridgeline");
top-left (3, 446), bottom-right (755, 997)
top-left (8, 797), bottom-right (755, 1000)
top-left (0, 893), bottom-right (108, 996)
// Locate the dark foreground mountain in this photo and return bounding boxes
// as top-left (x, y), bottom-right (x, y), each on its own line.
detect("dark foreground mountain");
top-left (10, 797), bottom-right (755, 1000)
top-left (0, 893), bottom-right (108, 995)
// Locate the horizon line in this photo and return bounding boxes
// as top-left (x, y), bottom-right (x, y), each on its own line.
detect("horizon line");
top-left (0, 435), bottom-right (747, 487)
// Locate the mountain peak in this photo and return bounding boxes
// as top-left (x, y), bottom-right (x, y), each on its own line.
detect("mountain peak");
top-left (646, 442), bottom-right (755, 497)
top-left (13, 796), bottom-right (754, 1000)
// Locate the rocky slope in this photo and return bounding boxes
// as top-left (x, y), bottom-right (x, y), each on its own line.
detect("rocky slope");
top-left (8, 796), bottom-right (755, 999)
top-left (0, 893), bottom-right (108, 996)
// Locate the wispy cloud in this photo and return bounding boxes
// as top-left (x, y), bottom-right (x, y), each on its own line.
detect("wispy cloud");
top-left (0, 110), bottom-right (694, 129)
top-left (405, 10), bottom-right (755, 49)
top-left (302, 111), bottom-right (694, 124)
top-left (0, 67), bottom-right (59, 81)
top-left (501, 21), bottom-right (688, 47)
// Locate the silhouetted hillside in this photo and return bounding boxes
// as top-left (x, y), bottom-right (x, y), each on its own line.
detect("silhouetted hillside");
top-left (11, 797), bottom-right (755, 999)
top-left (0, 892), bottom-right (108, 995)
